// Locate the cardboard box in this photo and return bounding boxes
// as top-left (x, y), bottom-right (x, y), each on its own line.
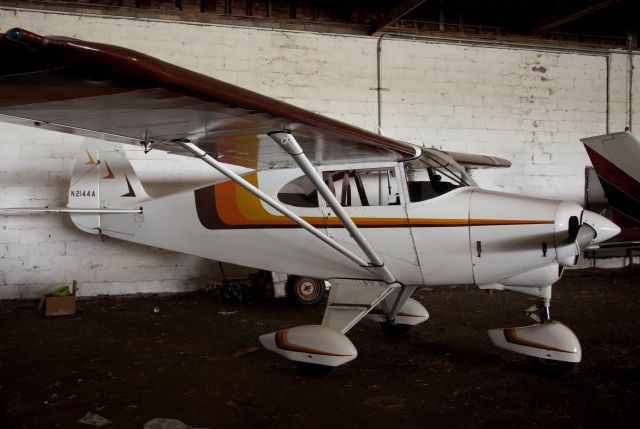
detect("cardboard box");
top-left (40, 295), bottom-right (76, 317)
top-left (39, 281), bottom-right (77, 317)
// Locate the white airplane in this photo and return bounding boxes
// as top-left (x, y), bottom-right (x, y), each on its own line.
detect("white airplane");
top-left (0, 28), bottom-right (621, 376)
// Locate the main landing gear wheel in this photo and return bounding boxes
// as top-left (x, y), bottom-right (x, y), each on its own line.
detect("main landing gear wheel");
top-left (527, 356), bottom-right (578, 378)
top-left (379, 321), bottom-right (413, 336)
top-left (296, 362), bottom-right (335, 377)
top-left (288, 276), bottom-right (326, 306)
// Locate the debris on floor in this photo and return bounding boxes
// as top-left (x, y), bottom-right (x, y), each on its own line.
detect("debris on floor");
top-left (143, 417), bottom-right (187, 429)
top-left (232, 346), bottom-right (259, 358)
top-left (78, 411), bottom-right (111, 427)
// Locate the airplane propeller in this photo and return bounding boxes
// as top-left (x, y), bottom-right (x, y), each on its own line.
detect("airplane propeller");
top-left (558, 211), bottom-right (619, 266)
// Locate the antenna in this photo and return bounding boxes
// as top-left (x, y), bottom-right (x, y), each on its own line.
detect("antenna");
top-left (354, 88), bottom-right (385, 136)
top-left (401, 98), bottom-right (427, 147)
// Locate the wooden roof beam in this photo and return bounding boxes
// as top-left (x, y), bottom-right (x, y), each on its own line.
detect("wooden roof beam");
top-left (369, 0), bottom-right (429, 36)
top-left (534, 0), bottom-right (623, 33)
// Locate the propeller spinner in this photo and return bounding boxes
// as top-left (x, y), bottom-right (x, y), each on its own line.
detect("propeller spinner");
top-left (557, 209), bottom-right (620, 266)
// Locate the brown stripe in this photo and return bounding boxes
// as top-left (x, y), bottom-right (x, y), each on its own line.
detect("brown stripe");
top-left (194, 186), bottom-right (228, 229)
top-left (503, 328), bottom-right (574, 354)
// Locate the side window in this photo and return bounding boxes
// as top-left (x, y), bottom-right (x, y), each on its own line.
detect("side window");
top-left (277, 174), bottom-right (318, 207)
top-left (323, 168), bottom-right (400, 207)
top-left (405, 159), bottom-right (468, 202)
top-left (406, 165), bottom-right (438, 202)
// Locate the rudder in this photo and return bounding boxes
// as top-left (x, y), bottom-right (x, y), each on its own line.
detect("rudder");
top-left (69, 138), bottom-right (149, 234)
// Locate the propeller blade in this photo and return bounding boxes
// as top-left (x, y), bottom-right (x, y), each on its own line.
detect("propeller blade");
top-left (575, 224), bottom-right (596, 254)
top-left (558, 215), bottom-right (596, 267)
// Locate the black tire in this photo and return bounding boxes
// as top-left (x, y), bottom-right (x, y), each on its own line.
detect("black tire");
top-left (527, 356), bottom-right (578, 378)
top-left (296, 362), bottom-right (335, 377)
top-left (379, 321), bottom-right (413, 336)
top-left (221, 282), bottom-right (249, 306)
top-left (288, 276), bottom-right (326, 306)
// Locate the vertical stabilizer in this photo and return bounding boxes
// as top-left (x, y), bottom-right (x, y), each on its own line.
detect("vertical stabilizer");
top-left (582, 132), bottom-right (640, 240)
top-left (69, 138), bottom-right (149, 234)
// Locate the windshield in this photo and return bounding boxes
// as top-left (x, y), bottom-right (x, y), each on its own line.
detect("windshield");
top-left (404, 149), bottom-right (476, 202)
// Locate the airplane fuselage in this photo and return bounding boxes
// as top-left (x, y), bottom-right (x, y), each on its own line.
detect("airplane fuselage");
top-left (86, 146), bottom-right (597, 290)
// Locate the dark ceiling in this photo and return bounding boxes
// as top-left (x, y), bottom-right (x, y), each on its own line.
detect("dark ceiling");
top-left (1, 1), bottom-right (637, 48)
top-left (383, 0), bottom-right (638, 46)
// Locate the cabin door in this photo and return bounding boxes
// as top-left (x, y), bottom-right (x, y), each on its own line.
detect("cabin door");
top-left (317, 163), bottom-right (422, 285)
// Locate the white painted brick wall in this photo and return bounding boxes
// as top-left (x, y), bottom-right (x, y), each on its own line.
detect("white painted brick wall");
top-left (0, 9), bottom-right (637, 297)
top-left (380, 39), bottom-right (613, 201)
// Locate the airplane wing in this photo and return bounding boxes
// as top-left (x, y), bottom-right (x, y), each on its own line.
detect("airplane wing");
top-left (0, 28), bottom-right (419, 169)
top-left (447, 151), bottom-right (511, 169)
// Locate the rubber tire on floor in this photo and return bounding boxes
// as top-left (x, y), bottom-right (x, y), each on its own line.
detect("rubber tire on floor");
top-left (288, 276), bottom-right (326, 306)
top-left (379, 322), bottom-right (413, 336)
top-left (296, 362), bottom-right (335, 377)
top-left (527, 356), bottom-right (578, 378)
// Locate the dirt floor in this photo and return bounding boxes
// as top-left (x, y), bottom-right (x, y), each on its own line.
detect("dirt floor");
top-left (1, 268), bottom-right (639, 429)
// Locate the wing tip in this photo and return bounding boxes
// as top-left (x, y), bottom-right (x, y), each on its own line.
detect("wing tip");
top-left (6, 27), bottom-right (22, 41)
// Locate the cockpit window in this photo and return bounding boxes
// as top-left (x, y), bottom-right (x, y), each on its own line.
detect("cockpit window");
top-left (277, 167), bottom-right (401, 207)
top-left (323, 168), bottom-right (400, 207)
top-left (405, 149), bottom-right (476, 202)
top-left (278, 174), bottom-right (318, 207)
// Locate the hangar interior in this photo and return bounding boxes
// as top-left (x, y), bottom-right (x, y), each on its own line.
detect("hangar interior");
top-left (0, 0), bottom-right (638, 298)
top-left (0, 2), bottom-right (639, 429)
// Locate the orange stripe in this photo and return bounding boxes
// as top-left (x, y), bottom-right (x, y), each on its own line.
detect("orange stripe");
top-left (211, 176), bottom-right (554, 228)
top-left (236, 174), bottom-right (298, 225)
top-left (325, 217), bottom-right (410, 227)
top-left (218, 174), bottom-right (327, 226)
top-left (470, 219), bottom-right (554, 226)
top-left (215, 180), bottom-right (249, 226)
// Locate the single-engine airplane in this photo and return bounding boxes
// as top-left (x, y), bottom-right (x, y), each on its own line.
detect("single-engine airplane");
top-left (582, 131), bottom-right (640, 243)
top-left (0, 28), bottom-right (621, 376)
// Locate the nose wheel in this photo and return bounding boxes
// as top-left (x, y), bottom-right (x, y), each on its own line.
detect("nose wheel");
top-left (523, 298), bottom-right (578, 377)
top-left (527, 356), bottom-right (578, 378)
top-left (488, 288), bottom-right (582, 377)
top-left (296, 362), bottom-right (335, 377)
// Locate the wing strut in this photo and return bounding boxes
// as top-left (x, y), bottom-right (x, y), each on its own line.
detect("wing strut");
top-left (175, 140), bottom-right (381, 277)
top-left (268, 132), bottom-right (396, 284)
top-left (267, 132), bottom-right (405, 335)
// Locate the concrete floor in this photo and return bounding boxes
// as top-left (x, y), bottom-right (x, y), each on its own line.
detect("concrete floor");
top-left (1, 268), bottom-right (638, 429)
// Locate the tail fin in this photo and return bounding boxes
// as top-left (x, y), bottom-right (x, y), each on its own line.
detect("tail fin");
top-left (581, 132), bottom-right (640, 222)
top-left (582, 131), bottom-right (640, 241)
top-left (69, 138), bottom-right (149, 234)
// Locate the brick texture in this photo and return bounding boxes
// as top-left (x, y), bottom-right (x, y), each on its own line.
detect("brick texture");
top-left (0, 8), bottom-right (637, 297)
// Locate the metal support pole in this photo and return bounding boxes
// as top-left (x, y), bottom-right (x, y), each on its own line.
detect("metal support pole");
top-left (386, 285), bottom-right (418, 320)
top-left (269, 132), bottom-right (396, 284)
top-left (176, 141), bottom-right (375, 272)
top-left (629, 49), bottom-right (634, 132)
top-left (376, 33), bottom-right (390, 135)
top-left (606, 53), bottom-right (611, 134)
